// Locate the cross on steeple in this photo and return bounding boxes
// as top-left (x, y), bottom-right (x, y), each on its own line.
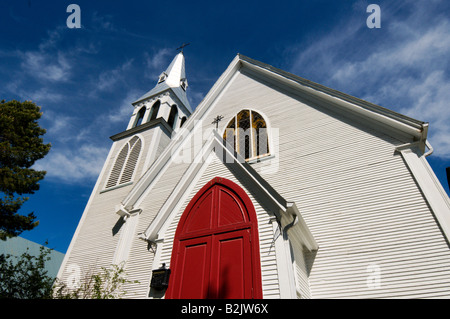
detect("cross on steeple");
top-left (212, 115), bottom-right (224, 129)
top-left (176, 43), bottom-right (190, 53)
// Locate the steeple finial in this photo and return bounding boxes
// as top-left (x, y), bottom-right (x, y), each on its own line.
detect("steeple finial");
top-left (176, 43), bottom-right (190, 53)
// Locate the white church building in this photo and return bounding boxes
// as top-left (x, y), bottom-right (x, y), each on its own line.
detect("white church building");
top-left (57, 51), bottom-right (450, 298)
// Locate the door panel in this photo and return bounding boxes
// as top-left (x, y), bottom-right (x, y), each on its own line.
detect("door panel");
top-left (213, 230), bottom-right (252, 299)
top-left (183, 189), bottom-right (214, 235)
top-left (173, 237), bottom-right (212, 299)
top-left (217, 187), bottom-right (247, 227)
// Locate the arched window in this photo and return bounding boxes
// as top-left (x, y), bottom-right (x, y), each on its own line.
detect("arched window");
top-left (148, 100), bottom-right (160, 122)
top-left (223, 109), bottom-right (270, 161)
top-left (180, 116), bottom-right (187, 127)
top-left (134, 107), bottom-right (146, 127)
top-left (167, 105), bottom-right (178, 129)
top-left (105, 136), bottom-right (142, 189)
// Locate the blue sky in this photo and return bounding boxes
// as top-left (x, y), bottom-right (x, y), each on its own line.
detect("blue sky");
top-left (1, 0), bottom-right (449, 253)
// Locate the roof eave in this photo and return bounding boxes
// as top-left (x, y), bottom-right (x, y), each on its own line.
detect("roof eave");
top-left (238, 54), bottom-right (427, 142)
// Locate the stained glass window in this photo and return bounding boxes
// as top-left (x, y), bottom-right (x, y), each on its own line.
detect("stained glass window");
top-left (223, 109), bottom-right (270, 161)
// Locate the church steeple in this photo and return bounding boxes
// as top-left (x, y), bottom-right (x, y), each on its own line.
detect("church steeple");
top-left (125, 51), bottom-right (193, 133)
top-left (132, 51), bottom-right (192, 115)
top-left (159, 51), bottom-right (188, 89)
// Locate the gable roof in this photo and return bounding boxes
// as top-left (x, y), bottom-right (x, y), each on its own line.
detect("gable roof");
top-left (237, 54), bottom-right (427, 142)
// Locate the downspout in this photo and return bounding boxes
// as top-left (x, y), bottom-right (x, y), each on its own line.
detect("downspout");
top-left (395, 140), bottom-right (433, 157)
top-left (283, 204), bottom-right (299, 235)
top-left (273, 205), bottom-right (298, 299)
top-left (395, 120), bottom-right (432, 158)
top-left (424, 140), bottom-right (434, 157)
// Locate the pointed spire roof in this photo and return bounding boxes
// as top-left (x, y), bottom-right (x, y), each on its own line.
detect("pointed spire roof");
top-left (164, 52), bottom-right (186, 87)
top-left (133, 52), bottom-right (192, 113)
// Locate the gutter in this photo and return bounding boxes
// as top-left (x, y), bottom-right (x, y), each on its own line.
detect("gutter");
top-left (239, 54), bottom-right (427, 140)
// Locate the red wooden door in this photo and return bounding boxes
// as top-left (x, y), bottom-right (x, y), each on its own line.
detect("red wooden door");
top-left (166, 177), bottom-right (262, 299)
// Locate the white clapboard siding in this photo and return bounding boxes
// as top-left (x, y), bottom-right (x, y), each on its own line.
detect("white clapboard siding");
top-left (146, 155), bottom-right (281, 299)
top-left (57, 131), bottom-right (152, 291)
top-left (292, 245), bottom-right (311, 299)
top-left (122, 69), bottom-right (450, 298)
top-left (215, 71), bottom-right (450, 298)
top-left (60, 62), bottom-right (450, 300)
top-left (123, 157), bottom-right (193, 298)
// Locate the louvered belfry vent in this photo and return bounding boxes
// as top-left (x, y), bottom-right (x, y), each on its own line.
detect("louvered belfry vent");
top-left (120, 138), bottom-right (141, 184)
top-left (106, 136), bottom-right (142, 189)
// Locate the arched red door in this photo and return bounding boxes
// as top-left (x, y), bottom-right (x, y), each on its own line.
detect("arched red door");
top-left (165, 177), bottom-right (262, 299)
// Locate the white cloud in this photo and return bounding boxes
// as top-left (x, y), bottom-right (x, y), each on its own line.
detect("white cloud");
top-left (38, 27), bottom-right (64, 51)
top-left (33, 91), bottom-right (136, 184)
top-left (20, 50), bottom-right (71, 82)
top-left (1, 24), bottom-right (156, 184)
top-left (96, 59), bottom-right (134, 91)
top-left (16, 26), bottom-right (74, 83)
top-left (188, 91), bottom-right (205, 110)
top-left (328, 20), bottom-right (450, 87)
top-left (34, 144), bottom-right (109, 183)
top-left (144, 48), bottom-right (172, 79)
top-left (107, 88), bottom-right (141, 123)
top-left (91, 11), bottom-right (117, 32)
top-left (146, 48), bottom-right (172, 69)
top-left (36, 89), bottom-right (141, 184)
top-left (399, 70), bottom-right (450, 156)
top-left (4, 80), bottom-right (64, 104)
top-left (40, 110), bottom-right (80, 142)
top-left (288, 1), bottom-right (450, 158)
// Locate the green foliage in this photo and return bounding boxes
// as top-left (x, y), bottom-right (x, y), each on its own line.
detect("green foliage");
top-left (53, 263), bottom-right (139, 299)
top-left (0, 243), bottom-right (54, 299)
top-left (0, 242), bottom-right (138, 299)
top-left (0, 99), bottom-right (51, 240)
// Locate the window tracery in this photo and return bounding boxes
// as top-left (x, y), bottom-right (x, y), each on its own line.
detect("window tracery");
top-left (223, 109), bottom-right (270, 161)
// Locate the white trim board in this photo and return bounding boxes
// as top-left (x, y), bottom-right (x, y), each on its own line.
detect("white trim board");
top-left (397, 144), bottom-right (450, 242)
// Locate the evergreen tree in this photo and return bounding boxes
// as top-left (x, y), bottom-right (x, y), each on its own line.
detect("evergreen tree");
top-left (0, 99), bottom-right (51, 240)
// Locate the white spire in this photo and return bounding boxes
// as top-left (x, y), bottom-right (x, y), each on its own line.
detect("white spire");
top-left (134, 51), bottom-right (192, 113)
top-left (163, 52), bottom-right (187, 89)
